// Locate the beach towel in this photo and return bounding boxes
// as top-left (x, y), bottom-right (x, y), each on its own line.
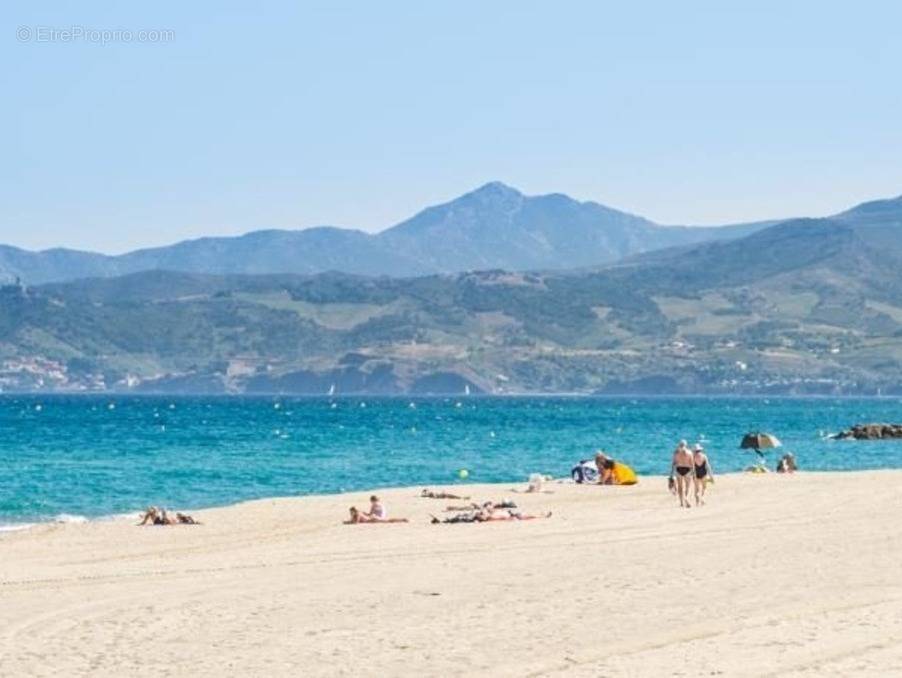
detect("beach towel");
top-left (571, 460), bottom-right (599, 484)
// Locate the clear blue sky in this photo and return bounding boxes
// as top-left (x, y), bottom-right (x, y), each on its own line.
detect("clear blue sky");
top-left (4, 1), bottom-right (902, 253)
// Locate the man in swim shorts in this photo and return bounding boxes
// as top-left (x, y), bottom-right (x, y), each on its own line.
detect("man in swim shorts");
top-left (671, 440), bottom-right (694, 508)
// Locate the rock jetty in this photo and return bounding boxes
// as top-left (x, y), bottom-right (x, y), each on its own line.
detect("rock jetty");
top-left (832, 423), bottom-right (902, 440)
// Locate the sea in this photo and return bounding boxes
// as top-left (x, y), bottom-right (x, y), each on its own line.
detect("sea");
top-left (2, 395), bottom-right (901, 529)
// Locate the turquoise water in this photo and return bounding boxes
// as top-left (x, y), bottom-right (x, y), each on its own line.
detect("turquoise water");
top-left (2, 395), bottom-right (901, 526)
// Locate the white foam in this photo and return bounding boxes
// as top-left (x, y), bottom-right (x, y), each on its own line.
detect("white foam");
top-left (0, 523), bottom-right (34, 533)
top-left (0, 511), bottom-right (134, 533)
top-left (97, 511), bottom-right (139, 523)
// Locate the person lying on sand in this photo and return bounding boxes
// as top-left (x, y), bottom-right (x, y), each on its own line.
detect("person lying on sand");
top-left (480, 508), bottom-right (551, 522)
top-left (421, 489), bottom-right (469, 500)
top-left (431, 502), bottom-right (551, 523)
top-left (138, 507), bottom-right (201, 526)
top-left (431, 512), bottom-right (483, 524)
top-left (444, 500), bottom-right (518, 512)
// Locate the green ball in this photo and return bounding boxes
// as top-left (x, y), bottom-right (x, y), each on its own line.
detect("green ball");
top-left (458, 469), bottom-right (469, 480)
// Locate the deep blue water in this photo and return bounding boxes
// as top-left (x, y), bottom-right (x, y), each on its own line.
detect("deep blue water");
top-left (2, 395), bottom-right (901, 525)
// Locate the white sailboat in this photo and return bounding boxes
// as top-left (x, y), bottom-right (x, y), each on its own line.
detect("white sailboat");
top-left (328, 383), bottom-right (336, 396)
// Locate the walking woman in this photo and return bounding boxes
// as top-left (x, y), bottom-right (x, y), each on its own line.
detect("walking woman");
top-left (692, 444), bottom-right (714, 506)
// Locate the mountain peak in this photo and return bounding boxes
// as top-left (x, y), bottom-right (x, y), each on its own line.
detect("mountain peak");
top-left (5, 186), bottom-right (901, 285)
top-left (465, 181), bottom-right (523, 200)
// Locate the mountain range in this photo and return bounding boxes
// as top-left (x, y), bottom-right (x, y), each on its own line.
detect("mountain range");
top-left (1, 182), bottom-right (778, 284)
top-left (2, 190), bottom-right (901, 394)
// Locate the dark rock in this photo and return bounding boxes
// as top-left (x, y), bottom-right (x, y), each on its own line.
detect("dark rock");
top-left (832, 423), bottom-right (902, 440)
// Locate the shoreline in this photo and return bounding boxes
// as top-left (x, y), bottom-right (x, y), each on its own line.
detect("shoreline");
top-left (1, 467), bottom-right (896, 533)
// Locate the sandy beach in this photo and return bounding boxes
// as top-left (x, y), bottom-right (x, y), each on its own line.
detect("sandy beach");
top-left (2, 471), bottom-right (902, 677)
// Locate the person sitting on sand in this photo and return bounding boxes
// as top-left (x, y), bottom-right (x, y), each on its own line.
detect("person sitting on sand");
top-left (345, 498), bottom-right (409, 524)
top-left (138, 506), bottom-right (160, 525)
top-left (363, 495), bottom-right (388, 520)
top-left (692, 444), bottom-right (714, 506)
top-left (421, 489), bottom-right (469, 500)
top-left (671, 440), bottom-right (694, 508)
top-left (525, 473), bottom-right (546, 493)
top-left (776, 453), bottom-right (798, 474)
top-left (595, 451), bottom-right (616, 485)
top-left (175, 512), bottom-right (201, 525)
top-left (138, 506), bottom-right (172, 525)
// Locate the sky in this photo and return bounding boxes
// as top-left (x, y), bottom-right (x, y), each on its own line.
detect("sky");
top-left (3, 1), bottom-right (902, 253)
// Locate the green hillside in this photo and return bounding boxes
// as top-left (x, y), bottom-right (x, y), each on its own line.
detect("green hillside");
top-left (3, 211), bottom-right (902, 394)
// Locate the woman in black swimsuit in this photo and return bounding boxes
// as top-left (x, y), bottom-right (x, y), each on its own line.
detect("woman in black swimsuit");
top-left (692, 444), bottom-right (714, 506)
top-left (671, 441), bottom-right (694, 508)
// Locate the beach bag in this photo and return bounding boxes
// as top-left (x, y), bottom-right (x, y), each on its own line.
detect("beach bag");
top-left (571, 460), bottom-right (599, 484)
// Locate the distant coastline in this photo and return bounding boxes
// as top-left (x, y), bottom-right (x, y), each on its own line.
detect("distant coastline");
top-left (3, 391), bottom-right (902, 399)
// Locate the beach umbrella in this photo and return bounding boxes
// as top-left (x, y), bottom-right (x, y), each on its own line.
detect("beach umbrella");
top-left (740, 432), bottom-right (781, 458)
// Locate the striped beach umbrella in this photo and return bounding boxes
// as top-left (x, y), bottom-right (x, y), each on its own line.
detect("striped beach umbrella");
top-left (740, 432), bottom-right (782, 458)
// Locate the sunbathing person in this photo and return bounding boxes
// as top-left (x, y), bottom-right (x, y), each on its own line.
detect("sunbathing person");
top-left (444, 500), bottom-right (518, 512)
top-left (421, 489), bottom-right (469, 500)
top-left (480, 507), bottom-right (551, 522)
top-left (138, 506), bottom-right (199, 526)
top-left (430, 511), bottom-right (482, 524)
top-left (363, 495), bottom-right (389, 520)
top-left (595, 451), bottom-right (616, 485)
top-left (345, 499), bottom-right (409, 524)
top-left (431, 502), bottom-right (550, 523)
top-left (138, 506), bottom-right (160, 525)
top-left (776, 453), bottom-right (798, 473)
top-left (137, 506), bottom-right (175, 525)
